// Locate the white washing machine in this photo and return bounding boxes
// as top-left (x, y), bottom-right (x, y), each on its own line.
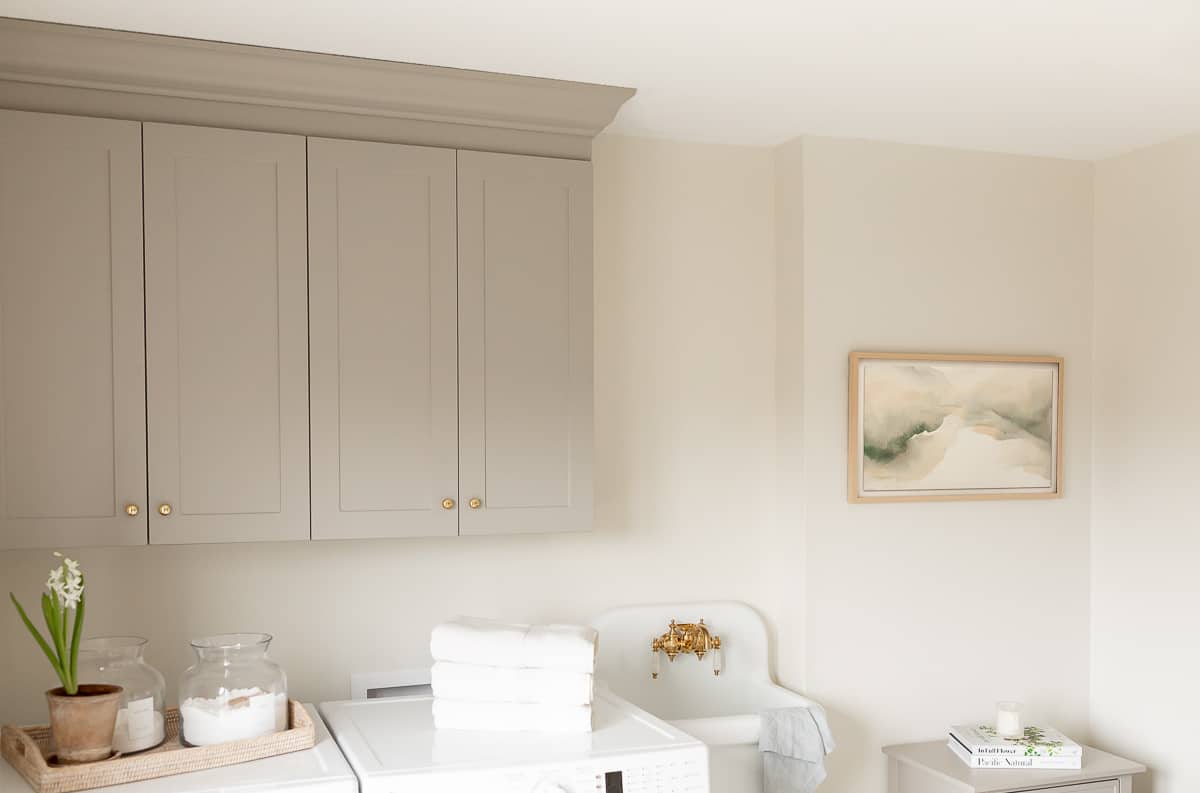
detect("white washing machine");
top-left (0, 705), bottom-right (357, 793)
top-left (320, 690), bottom-right (709, 793)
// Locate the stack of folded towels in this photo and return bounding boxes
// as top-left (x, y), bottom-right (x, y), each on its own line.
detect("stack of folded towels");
top-left (430, 616), bottom-right (598, 733)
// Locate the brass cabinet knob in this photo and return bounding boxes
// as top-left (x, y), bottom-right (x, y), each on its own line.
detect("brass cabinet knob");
top-left (468, 498), bottom-right (482, 510)
top-left (441, 498), bottom-right (456, 510)
top-left (158, 504), bottom-right (173, 516)
top-left (125, 504), bottom-right (140, 517)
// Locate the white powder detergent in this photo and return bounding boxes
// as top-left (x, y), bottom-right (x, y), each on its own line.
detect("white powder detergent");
top-left (180, 688), bottom-right (288, 746)
top-left (113, 697), bottom-right (166, 753)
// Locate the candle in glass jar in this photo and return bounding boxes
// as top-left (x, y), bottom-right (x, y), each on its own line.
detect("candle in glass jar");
top-left (996, 701), bottom-right (1023, 738)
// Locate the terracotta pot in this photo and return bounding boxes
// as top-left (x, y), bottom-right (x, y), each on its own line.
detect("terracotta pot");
top-left (45, 684), bottom-right (123, 764)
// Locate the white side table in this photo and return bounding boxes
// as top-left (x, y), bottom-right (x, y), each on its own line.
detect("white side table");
top-left (882, 741), bottom-right (1145, 793)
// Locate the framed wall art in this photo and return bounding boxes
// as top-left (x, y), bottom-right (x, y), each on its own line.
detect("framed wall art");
top-left (848, 352), bottom-right (1063, 503)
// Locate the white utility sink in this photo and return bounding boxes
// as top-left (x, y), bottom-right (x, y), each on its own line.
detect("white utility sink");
top-left (592, 601), bottom-right (820, 793)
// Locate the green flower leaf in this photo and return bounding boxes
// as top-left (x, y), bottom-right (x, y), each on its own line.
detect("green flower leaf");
top-left (41, 592), bottom-right (70, 691)
top-left (67, 586), bottom-right (85, 694)
top-left (10, 593), bottom-right (63, 681)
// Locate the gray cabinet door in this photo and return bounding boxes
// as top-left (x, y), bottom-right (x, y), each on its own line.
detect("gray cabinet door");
top-left (0, 110), bottom-right (148, 549)
top-left (308, 137), bottom-right (459, 539)
top-left (144, 123), bottom-right (309, 544)
top-left (457, 151), bottom-right (593, 535)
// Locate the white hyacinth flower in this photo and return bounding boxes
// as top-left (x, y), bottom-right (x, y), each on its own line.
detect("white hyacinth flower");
top-left (45, 555), bottom-right (84, 610)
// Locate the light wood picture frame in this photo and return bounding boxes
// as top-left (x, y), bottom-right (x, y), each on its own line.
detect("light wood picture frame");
top-left (848, 352), bottom-right (1064, 503)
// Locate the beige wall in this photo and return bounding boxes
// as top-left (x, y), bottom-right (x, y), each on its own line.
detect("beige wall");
top-left (790, 136), bottom-right (1095, 793)
top-left (4, 129), bottom-right (1165, 793)
top-left (0, 134), bottom-right (782, 722)
top-left (772, 137), bottom-right (807, 692)
top-left (1092, 134), bottom-right (1200, 793)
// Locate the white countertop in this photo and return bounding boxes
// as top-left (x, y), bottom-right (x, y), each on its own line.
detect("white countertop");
top-left (0, 704), bottom-right (357, 793)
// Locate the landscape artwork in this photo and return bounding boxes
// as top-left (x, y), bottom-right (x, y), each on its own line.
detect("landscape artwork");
top-left (848, 353), bottom-right (1063, 502)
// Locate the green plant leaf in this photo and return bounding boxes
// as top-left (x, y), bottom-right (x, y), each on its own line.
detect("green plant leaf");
top-left (41, 592), bottom-right (69, 690)
top-left (42, 592), bottom-right (61, 656)
top-left (10, 593), bottom-right (64, 681)
top-left (68, 585), bottom-right (85, 695)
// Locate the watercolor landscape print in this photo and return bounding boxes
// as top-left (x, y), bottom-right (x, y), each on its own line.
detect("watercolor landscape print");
top-left (848, 353), bottom-right (1063, 502)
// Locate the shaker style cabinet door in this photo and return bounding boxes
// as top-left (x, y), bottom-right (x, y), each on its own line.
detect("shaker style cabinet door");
top-left (308, 138), bottom-right (459, 539)
top-left (457, 151), bottom-right (594, 535)
top-left (0, 110), bottom-right (148, 549)
top-left (143, 123), bottom-right (309, 544)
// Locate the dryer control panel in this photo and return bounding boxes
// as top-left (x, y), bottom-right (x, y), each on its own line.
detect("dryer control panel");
top-left (371, 746), bottom-right (708, 793)
top-left (528, 747), bottom-right (708, 793)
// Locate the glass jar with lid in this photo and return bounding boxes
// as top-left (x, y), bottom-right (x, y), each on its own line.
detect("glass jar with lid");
top-left (178, 633), bottom-right (288, 746)
top-left (77, 636), bottom-right (167, 753)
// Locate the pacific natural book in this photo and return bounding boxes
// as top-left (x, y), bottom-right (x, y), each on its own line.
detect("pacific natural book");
top-left (948, 737), bottom-right (1082, 770)
top-left (948, 724), bottom-right (1082, 770)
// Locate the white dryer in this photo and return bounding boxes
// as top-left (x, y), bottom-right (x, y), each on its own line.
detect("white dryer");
top-left (0, 705), bottom-right (357, 793)
top-left (320, 690), bottom-right (709, 793)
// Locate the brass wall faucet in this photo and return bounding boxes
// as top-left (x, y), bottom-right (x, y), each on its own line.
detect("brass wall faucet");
top-left (651, 619), bottom-right (722, 679)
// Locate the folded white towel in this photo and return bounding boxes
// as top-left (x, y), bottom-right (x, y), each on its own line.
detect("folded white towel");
top-left (431, 661), bottom-right (593, 706)
top-left (430, 617), bottom-right (597, 674)
top-left (431, 699), bottom-right (593, 733)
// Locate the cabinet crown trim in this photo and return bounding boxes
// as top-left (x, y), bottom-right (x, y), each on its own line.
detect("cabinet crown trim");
top-left (0, 17), bottom-right (635, 145)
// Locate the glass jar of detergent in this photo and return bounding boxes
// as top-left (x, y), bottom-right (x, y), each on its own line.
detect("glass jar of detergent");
top-left (77, 636), bottom-right (167, 753)
top-left (178, 633), bottom-right (288, 746)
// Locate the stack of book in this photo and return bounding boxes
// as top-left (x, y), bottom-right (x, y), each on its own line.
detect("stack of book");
top-left (948, 724), bottom-right (1082, 770)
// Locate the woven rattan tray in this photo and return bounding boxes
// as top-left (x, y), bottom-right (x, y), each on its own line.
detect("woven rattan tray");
top-left (1, 699), bottom-right (315, 793)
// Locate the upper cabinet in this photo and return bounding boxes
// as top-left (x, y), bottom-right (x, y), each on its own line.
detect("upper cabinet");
top-left (457, 151), bottom-right (594, 535)
top-left (307, 137), bottom-right (459, 540)
top-left (308, 144), bottom-right (594, 540)
top-left (0, 109), bottom-right (148, 549)
top-left (0, 17), bottom-right (626, 548)
top-left (1, 55), bottom-right (612, 547)
top-left (0, 83), bottom-right (609, 547)
top-left (143, 123), bottom-right (310, 544)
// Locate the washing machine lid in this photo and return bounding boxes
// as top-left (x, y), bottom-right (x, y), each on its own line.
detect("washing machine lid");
top-left (319, 690), bottom-right (701, 779)
top-left (0, 705), bottom-right (358, 793)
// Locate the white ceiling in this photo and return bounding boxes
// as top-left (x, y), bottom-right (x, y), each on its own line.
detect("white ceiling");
top-left (2, 0), bottom-right (1199, 159)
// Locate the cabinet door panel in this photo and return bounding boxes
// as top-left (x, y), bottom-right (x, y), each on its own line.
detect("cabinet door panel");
top-left (0, 109), bottom-right (147, 549)
top-left (457, 151), bottom-right (593, 535)
top-left (144, 123), bottom-right (308, 544)
top-left (308, 137), bottom-right (458, 539)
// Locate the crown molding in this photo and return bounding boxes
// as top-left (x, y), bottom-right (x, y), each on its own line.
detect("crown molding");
top-left (0, 17), bottom-right (635, 159)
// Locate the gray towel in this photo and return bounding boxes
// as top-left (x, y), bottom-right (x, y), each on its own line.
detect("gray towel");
top-left (759, 704), bottom-right (836, 793)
